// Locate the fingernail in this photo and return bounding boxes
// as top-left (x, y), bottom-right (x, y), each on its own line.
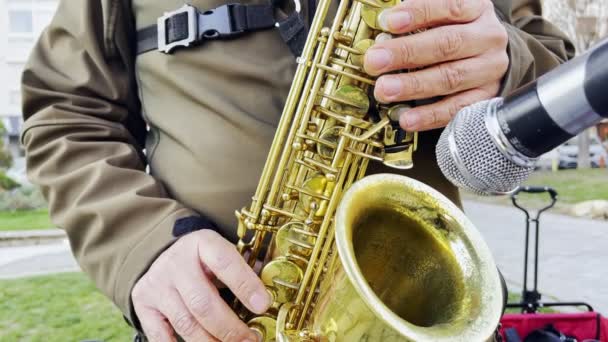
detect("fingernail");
top-left (401, 113), bottom-right (420, 129)
top-left (379, 77), bottom-right (402, 98)
top-left (365, 48), bottom-right (391, 73)
top-left (249, 292), bottom-right (270, 313)
top-left (378, 9), bottom-right (412, 32)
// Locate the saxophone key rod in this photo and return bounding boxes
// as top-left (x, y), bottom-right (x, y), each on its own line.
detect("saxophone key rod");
top-left (285, 185), bottom-right (331, 202)
top-left (316, 64), bottom-right (376, 85)
top-left (296, 157), bottom-right (363, 329)
top-left (328, 57), bottom-right (363, 72)
top-left (318, 92), bottom-right (368, 109)
top-left (247, 0), bottom-right (332, 217)
top-left (261, 205), bottom-right (307, 222)
top-left (314, 106), bottom-right (375, 128)
top-left (301, 157), bottom-right (339, 174)
top-left (263, 34), bottom-right (332, 208)
top-left (336, 43), bottom-right (365, 55)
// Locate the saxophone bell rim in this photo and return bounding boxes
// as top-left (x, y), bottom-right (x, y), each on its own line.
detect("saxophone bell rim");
top-left (334, 173), bottom-right (504, 342)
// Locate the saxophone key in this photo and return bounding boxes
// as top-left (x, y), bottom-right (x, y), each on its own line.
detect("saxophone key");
top-left (317, 126), bottom-right (341, 160)
top-left (375, 32), bottom-right (393, 43)
top-left (248, 316), bottom-right (277, 342)
top-left (332, 32), bottom-right (353, 45)
top-left (350, 38), bottom-right (375, 67)
top-left (360, 0), bottom-right (397, 29)
top-left (260, 258), bottom-right (303, 304)
top-left (292, 139), bottom-right (306, 151)
top-left (276, 222), bottom-right (316, 258)
top-left (282, 190), bottom-right (300, 202)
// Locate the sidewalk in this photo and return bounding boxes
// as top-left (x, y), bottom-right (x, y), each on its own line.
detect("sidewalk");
top-left (464, 200), bottom-right (608, 314)
top-left (0, 228), bottom-right (66, 247)
top-left (0, 201), bottom-right (606, 314)
top-left (0, 238), bottom-right (79, 279)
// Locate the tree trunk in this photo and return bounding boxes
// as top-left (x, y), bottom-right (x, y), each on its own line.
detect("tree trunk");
top-left (577, 129), bottom-right (591, 169)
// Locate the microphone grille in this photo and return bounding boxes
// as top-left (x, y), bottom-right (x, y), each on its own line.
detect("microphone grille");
top-left (436, 98), bottom-right (534, 195)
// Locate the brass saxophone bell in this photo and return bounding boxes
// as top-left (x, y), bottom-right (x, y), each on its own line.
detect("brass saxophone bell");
top-left (306, 174), bottom-right (504, 341)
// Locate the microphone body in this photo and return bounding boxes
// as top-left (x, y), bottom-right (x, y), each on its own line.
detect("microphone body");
top-left (496, 37), bottom-right (608, 160)
top-left (437, 38), bottom-right (608, 195)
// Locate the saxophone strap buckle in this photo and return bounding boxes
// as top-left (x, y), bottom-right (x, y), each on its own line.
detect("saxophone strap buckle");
top-left (136, 3), bottom-right (277, 54)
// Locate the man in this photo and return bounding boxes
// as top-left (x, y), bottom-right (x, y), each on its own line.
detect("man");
top-left (21, 0), bottom-right (573, 341)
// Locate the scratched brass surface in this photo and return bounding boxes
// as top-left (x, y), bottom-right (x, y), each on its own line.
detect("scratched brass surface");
top-left (353, 207), bottom-right (465, 327)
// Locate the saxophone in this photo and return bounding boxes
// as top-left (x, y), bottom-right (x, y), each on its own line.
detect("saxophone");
top-left (234, 0), bottom-right (504, 340)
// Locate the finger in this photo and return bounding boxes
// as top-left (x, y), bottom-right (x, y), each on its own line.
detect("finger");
top-left (135, 305), bottom-right (177, 342)
top-left (172, 253), bottom-right (259, 342)
top-left (196, 230), bottom-right (271, 314)
top-left (377, 0), bottom-right (487, 34)
top-left (364, 20), bottom-right (506, 74)
top-left (161, 288), bottom-right (217, 342)
top-left (374, 53), bottom-right (508, 103)
top-left (399, 84), bottom-right (500, 131)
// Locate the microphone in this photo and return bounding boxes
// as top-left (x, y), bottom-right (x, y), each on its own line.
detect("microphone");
top-left (436, 38), bottom-right (608, 195)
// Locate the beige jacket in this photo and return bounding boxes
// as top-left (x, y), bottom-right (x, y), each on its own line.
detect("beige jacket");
top-left (21, 0), bottom-right (574, 327)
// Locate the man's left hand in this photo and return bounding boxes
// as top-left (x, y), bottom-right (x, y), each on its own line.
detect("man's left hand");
top-left (364, 0), bottom-right (509, 131)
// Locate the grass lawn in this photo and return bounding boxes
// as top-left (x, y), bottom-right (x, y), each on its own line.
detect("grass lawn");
top-left (524, 169), bottom-right (608, 203)
top-left (0, 271), bottom-right (565, 340)
top-left (0, 209), bottom-right (53, 231)
top-left (464, 168), bottom-right (608, 212)
top-left (0, 272), bottom-right (132, 342)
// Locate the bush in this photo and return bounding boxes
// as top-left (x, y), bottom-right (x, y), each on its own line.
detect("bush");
top-left (0, 151), bottom-right (12, 170)
top-left (0, 186), bottom-right (47, 211)
top-left (0, 170), bottom-right (19, 191)
top-left (0, 122), bottom-right (13, 169)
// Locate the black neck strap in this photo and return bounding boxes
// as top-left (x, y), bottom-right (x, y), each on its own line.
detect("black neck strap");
top-left (136, 3), bottom-right (277, 55)
top-left (136, 2), bottom-right (310, 57)
top-left (276, 11), bottom-right (307, 57)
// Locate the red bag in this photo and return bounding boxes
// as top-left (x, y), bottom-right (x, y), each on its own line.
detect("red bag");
top-left (500, 312), bottom-right (608, 341)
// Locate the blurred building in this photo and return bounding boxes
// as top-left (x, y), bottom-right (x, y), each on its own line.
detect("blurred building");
top-left (0, 0), bottom-right (58, 159)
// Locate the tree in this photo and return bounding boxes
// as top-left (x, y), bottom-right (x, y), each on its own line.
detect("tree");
top-left (543, 0), bottom-right (608, 169)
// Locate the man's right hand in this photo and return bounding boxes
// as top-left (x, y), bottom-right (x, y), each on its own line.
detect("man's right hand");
top-left (132, 230), bottom-right (271, 342)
